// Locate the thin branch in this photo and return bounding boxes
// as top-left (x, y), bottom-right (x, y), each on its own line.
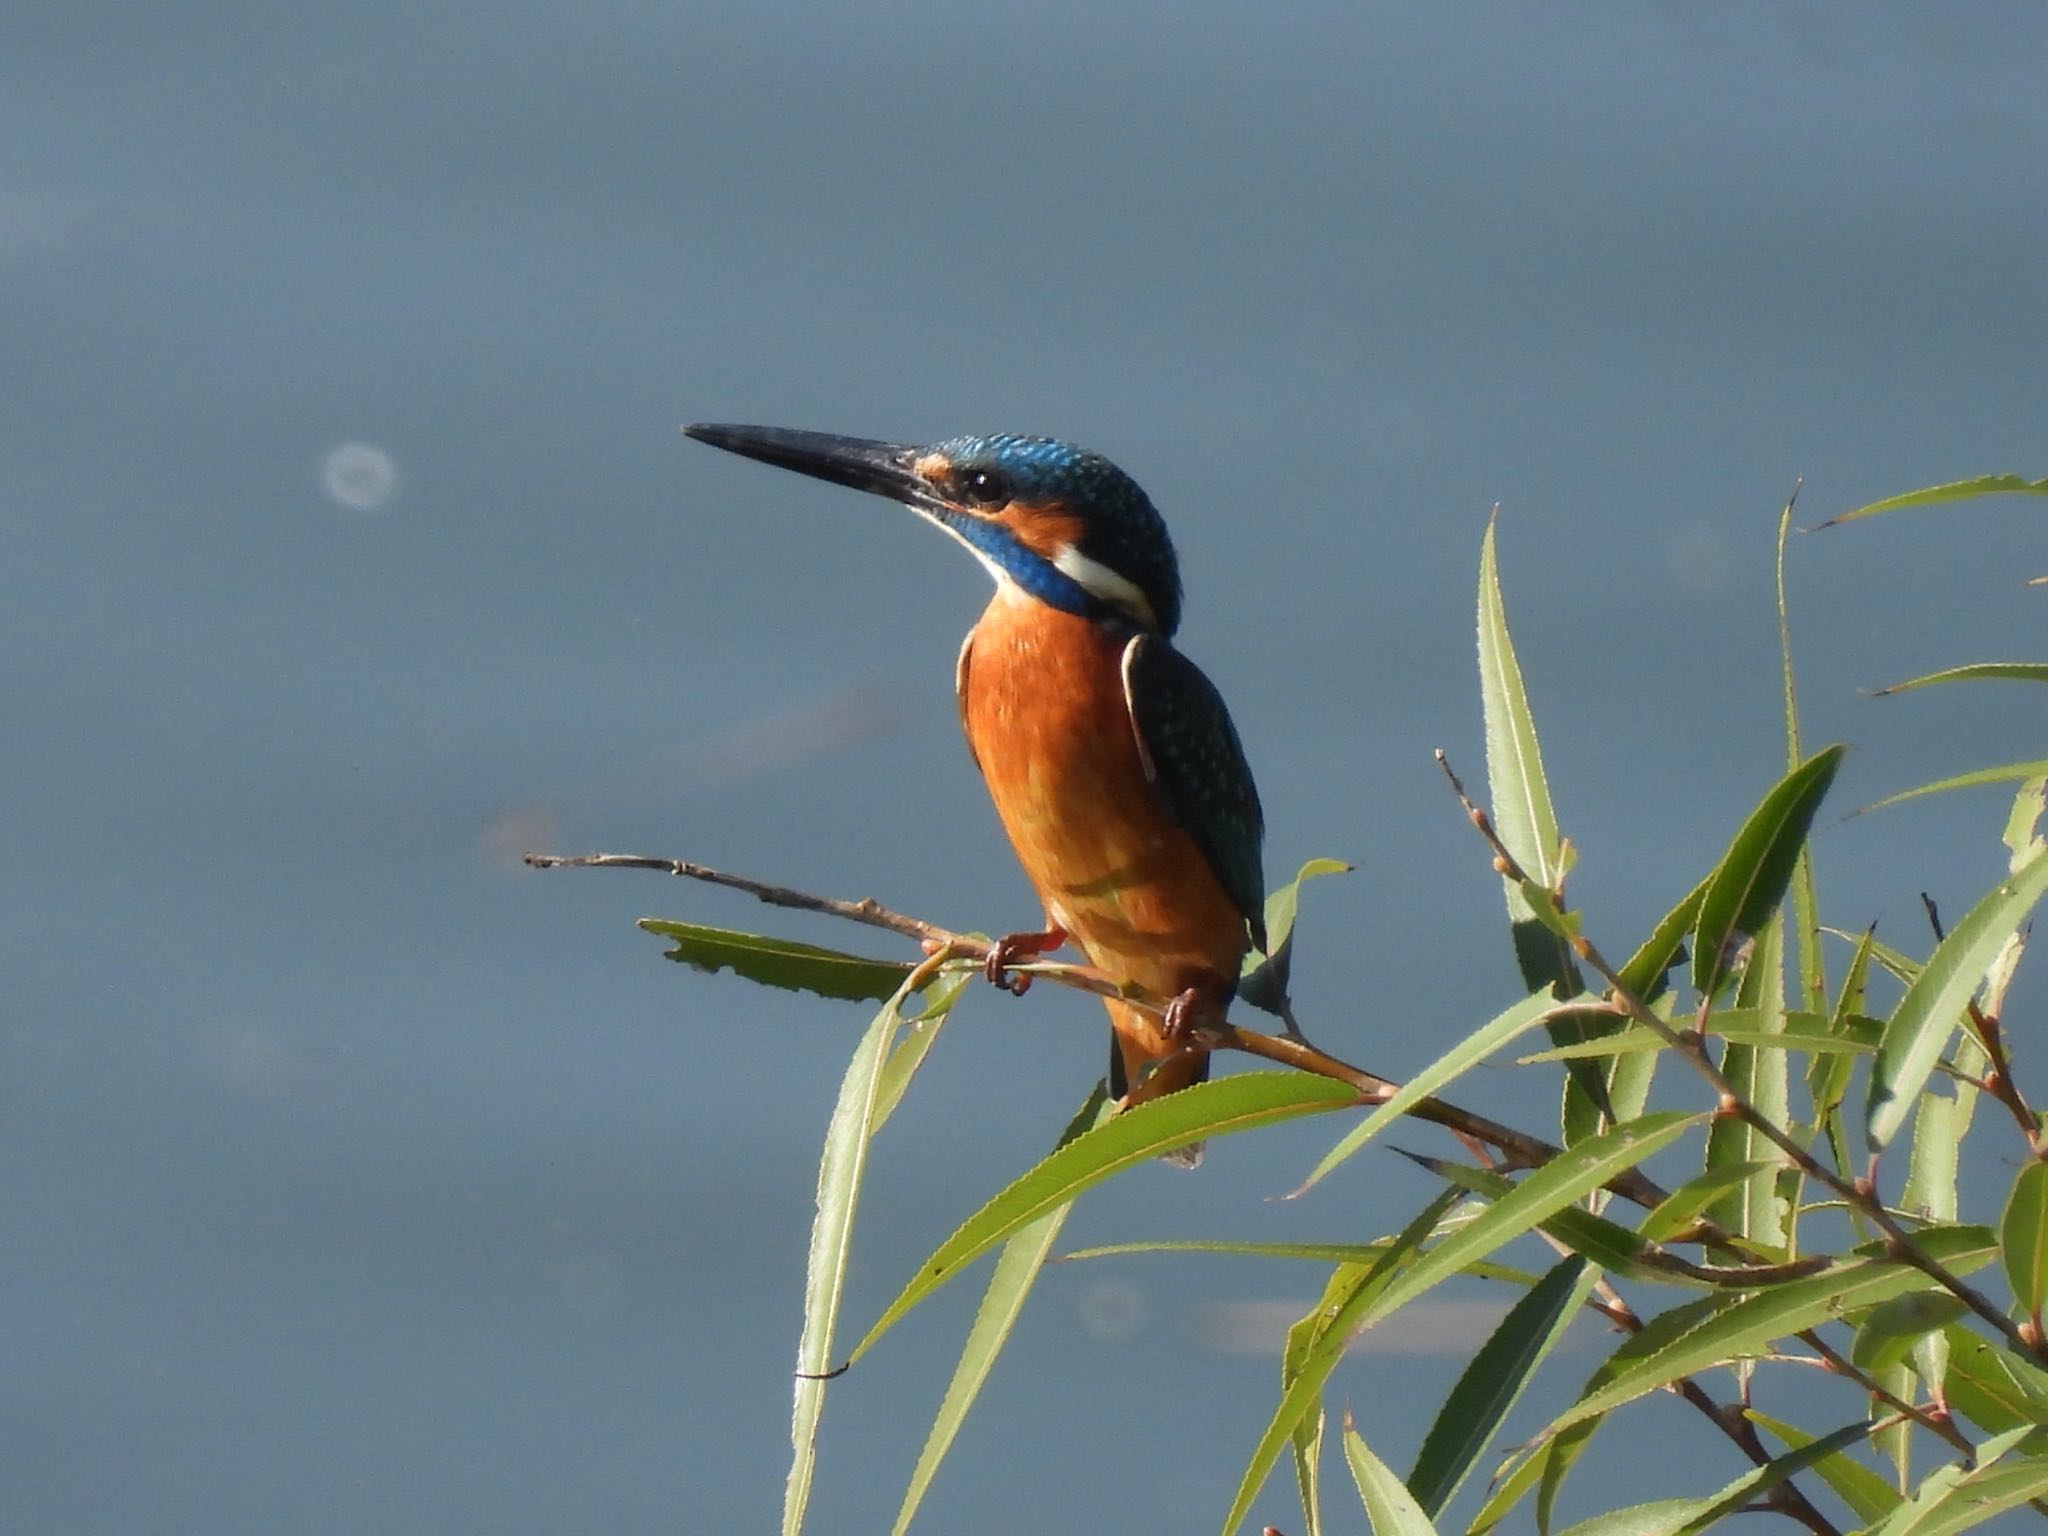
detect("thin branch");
top-left (1433, 755), bottom-right (2048, 1370)
top-left (524, 848), bottom-right (1683, 1214)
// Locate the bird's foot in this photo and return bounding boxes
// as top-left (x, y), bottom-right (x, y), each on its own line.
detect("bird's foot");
top-left (1161, 986), bottom-right (1224, 1046)
top-left (983, 926), bottom-right (1066, 997)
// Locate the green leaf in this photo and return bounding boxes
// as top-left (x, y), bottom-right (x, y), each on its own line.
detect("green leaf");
top-left (1816, 472), bottom-right (2048, 529)
top-left (1620, 876), bottom-right (1710, 1000)
top-left (1538, 1227), bottom-right (1998, 1437)
top-left (1861, 1427), bottom-right (2048, 1536)
top-left (1055, 1237), bottom-right (1535, 1285)
top-left (1408, 1257), bottom-right (1595, 1517)
top-left (1285, 1279), bottom-right (1338, 1536)
top-left (1691, 746), bottom-right (1846, 997)
top-left (786, 967), bottom-right (952, 1536)
top-left (1406, 1157), bottom-right (1672, 1285)
top-left (2004, 777), bottom-right (2048, 870)
top-left (872, 974), bottom-right (971, 1130)
top-left (848, 1073), bottom-right (1358, 1366)
top-left (1553, 1420), bottom-right (1874, 1536)
top-left (1902, 1091), bottom-right (1962, 1223)
top-left (1520, 1011), bottom-right (1877, 1063)
top-left (1873, 662), bottom-right (2048, 697)
top-left (1366, 1115), bottom-right (1701, 1325)
top-left (1867, 845), bottom-right (2048, 1152)
top-left (1537, 1295), bottom-right (1737, 1531)
top-left (1343, 1416), bottom-right (1441, 1536)
top-left (1241, 857), bottom-right (1353, 1018)
top-left (1747, 1409), bottom-right (1902, 1524)
top-left (1856, 759), bottom-right (2048, 818)
top-left (1224, 1193), bottom-right (1463, 1536)
top-left (1294, 989), bottom-right (1578, 1195)
top-left (1850, 1292), bottom-right (1969, 1376)
top-left (1778, 492), bottom-right (1828, 1017)
top-left (642, 918), bottom-right (915, 1002)
top-left (1811, 925), bottom-right (1880, 1175)
top-left (1477, 514), bottom-right (1575, 995)
top-left (1467, 1437), bottom-right (1561, 1535)
top-left (1705, 913), bottom-right (1790, 1248)
top-left (1637, 1162), bottom-right (1777, 1243)
top-left (889, 1086), bottom-right (1111, 1536)
top-left (2000, 1159), bottom-right (2048, 1320)
top-left (1551, 1500), bottom-right (1709, 1536)
top-left (1939, 1324), bottom-right (2048, 1435)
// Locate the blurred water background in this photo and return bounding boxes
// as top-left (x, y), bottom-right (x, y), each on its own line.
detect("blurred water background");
top-left (7, 5), bottom-right (2048, 1531)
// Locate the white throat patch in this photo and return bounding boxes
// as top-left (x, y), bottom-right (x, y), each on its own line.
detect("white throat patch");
top-left (1051, 545), bottom-right (1159, 628)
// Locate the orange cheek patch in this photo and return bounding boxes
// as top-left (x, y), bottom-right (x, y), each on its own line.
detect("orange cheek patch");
top-left (912, 451), bottom-right (953, 483)
top-left (998, 502), bottom-right (1085, 560)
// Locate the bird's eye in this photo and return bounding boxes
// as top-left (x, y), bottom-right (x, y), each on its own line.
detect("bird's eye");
top-left (958, 468), bottom-right (1012, 508)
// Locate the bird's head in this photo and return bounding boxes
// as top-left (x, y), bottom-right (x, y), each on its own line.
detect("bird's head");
top-left (684, 424), bottom-right (1182, 635)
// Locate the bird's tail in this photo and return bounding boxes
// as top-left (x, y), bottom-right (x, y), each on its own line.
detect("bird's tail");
top-left (1105, 998), bottom-right (1211, 1169)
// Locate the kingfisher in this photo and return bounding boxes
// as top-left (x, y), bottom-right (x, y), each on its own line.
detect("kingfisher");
top-left (684, 424), bottom-right (1265, 1143)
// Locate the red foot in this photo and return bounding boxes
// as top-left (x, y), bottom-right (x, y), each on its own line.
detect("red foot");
top-left (984, 926), bottom-right (1066, 997)
top-left (1161, 985), bottom-right (1222, 1044)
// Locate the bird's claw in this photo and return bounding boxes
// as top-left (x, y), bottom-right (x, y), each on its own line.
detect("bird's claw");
top-left (983, 926), bottom-right (1065, 997)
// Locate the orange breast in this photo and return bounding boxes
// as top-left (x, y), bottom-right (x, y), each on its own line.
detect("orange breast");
top-left (960, 589), bottom-right (1249, 1003)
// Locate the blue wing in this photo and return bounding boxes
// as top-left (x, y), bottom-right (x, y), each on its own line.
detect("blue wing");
top-left (1121, 634), bottom-right (1267, 953)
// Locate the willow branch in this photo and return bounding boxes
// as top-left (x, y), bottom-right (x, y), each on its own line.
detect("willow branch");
top-left (523, 849), bottom-right (1680, 1214)
top-left (1433, 755), bottom-right (2048, 1369)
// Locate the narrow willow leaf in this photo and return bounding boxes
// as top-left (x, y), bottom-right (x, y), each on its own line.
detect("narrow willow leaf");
top-left (1662, 1421), bottom-right (1877, 1536)
top-left (1466, 1437), bottom-right (1558, 1536)
top-left (1295, 989), bottom-right (1578, 1195)
top-left (1521, 1012), bottom-right (1878, 1063)
top-left (1241, 856), bottom-right (1353, 1018)
top-left (1540, 1227), bottom-right (1998, 1437)
top-left (1706, 913), bottom-right (1789, 1248)
top-left (872, 974), bottom-right (972, 1130)
top-left (1850, 1292), bottom-right (1969, 1376)
top-left (1223, 1193), bottom-right (1463, 1536)
top-left (1861, 1428), bottom-right (2048, 1536)
top-left (1810, 925), bottom-right (1879, 1175)
top-left (1856, 758), bottom-right (2048, 818)
top-left (1406, 1157), bottom-right (1670, 1284)
top-left (1536, 1294), bottom-right (1737, 1532)
top-left (1747, 1409), bottom-right (1902, 1524)
top-left (1343, 1416), bottom-right (1440, 1536)
top-left (1637, 1162), bottom-right (1777, 1243)
top-left (642, 918), bottom-right (915, 1002)
top-left (1057, 1237), bottom-right (1536, 1285)
top-left (1477, 514), bottom-right (1572, 994)
top-left (1364, 1114), bottom-right (1700, 1325)
top-left (1284, 1286), bottom-right (1336, 1536)
top-left (2003, 776), bottom-right (2047, 869)
top-left (1874, 662), bottom-right (2048, 696)
top-left (2000, 1159), bottom-right (2048, 1320)
top-left (1878, 1354), bottom-right (1912, 1491)
top-left (1939, 1324), bottom-right (2048, 1435)
top-left (1867, 846), bottom-right (2048, 1152)
top-left (786, 969), bottom-right (932, 1536)
top-left (1408, 1257), bottom-right (1595, 1517)
top-left (1778, 494), bottom-right (1828, 1016)
top-left (1621, 876), bottom-right (1710, 999)
top-left (1902, 1091), bottom-right (1962, 1223)
top-left (1552, 1500), bottom-right (1708, 1536)
top-left (849, 1073), bottom-right (1358, 1366)
top-left (889, 1087), bottom-right (1111, 1536)
top-left (1575, 1425), bottom-right (1880, 1536)
top-left (1692, 746), bottom-right (1846, 997)
top-left (1816, 472), bottom-right (2048, 529)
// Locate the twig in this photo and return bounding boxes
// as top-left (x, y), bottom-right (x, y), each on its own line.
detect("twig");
top-left (524, 849), bottom-right (1682, 1214)
top-left (1433, 756), bottom-right (2048, 1370)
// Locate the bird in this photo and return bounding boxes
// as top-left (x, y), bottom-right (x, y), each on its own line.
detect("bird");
top-left (684, 424), bottom-right (1265, 1152)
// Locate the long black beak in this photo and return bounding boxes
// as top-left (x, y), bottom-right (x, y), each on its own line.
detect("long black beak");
top-left (683, 423), bottom-right (939, 511)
